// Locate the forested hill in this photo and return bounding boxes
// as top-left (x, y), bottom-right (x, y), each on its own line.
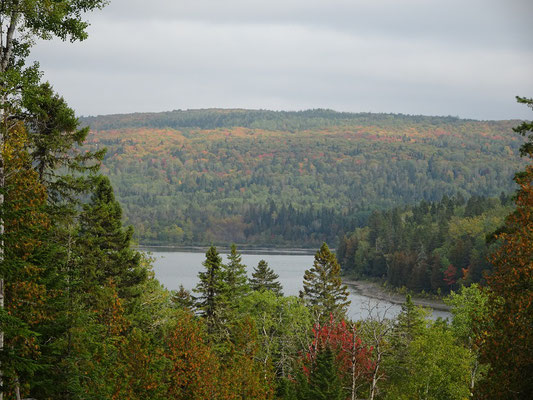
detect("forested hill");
top-left (81, 109), bottom-right (525, 247)
top-left (81, 109), bottom-right (476, 131)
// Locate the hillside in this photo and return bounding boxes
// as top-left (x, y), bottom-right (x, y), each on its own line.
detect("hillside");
top-left (81, 109), bottom-right (525, 246)
top-left (338, 194), bottom-right (513, 293)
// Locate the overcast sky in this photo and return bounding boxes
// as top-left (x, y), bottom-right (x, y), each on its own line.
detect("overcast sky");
top-left (30, 0), bottom-right (533, 120)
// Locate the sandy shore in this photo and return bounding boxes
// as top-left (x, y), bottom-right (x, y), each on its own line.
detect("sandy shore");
top-left (344, 279), bottom-right (451, 312)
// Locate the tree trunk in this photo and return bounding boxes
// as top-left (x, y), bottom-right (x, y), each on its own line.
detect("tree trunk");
top-left (0, 113), bottom-right (5, 400)
top-left (0, 12), bottom-right (19, 398)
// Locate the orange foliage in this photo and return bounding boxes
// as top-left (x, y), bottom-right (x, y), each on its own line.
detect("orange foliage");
top-left (4, 124), bottom-right (50, 363)
top-left (479, 165), bottom-right (533, 398)
top-left (162, 313), bottom-right (220, 399)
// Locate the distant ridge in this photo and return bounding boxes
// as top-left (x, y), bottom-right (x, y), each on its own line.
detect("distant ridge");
top-left (81, 109), bottom-right (524, 246)
top-left (80, 108), bottom-right (496, 132)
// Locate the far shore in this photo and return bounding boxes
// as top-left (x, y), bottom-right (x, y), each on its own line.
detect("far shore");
top-left (344, 279), bottom-right (451, 312)
top-left (137, 244), bottom-right (317, 256)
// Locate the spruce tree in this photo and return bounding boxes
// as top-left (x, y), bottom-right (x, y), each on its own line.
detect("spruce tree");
top-left (387, 295), bottom-right (429, 386)
top-left (300, 243), bottom-right (350, 323)
top-left (222, 244), bottom-right (250, 302)
top-left (250, 260), bottom-right (283, 296)
top-left (78, 175), bottom-right (147, 302)
top-left (171, 284), bottom-right (195, 311)
top-left (194, 246), bottom-right (224, 335)
top-left (394, 295), bottom-right (428, 346)
top-left (304, 346), bottom-right (345, 400)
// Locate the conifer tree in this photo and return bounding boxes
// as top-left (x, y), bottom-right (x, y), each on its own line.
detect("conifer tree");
top-left (0, 124), bottom-right (50, 398)
top-left (78, 175), bottom-right (147, 302)
top-left (222, 244), bottom-right (250, 301)
top-left (304, 346), bottom-right (346, 400)
top-left (394, 295), bottom-right (428, 346)
top-left (172, 284), bottom-right (195, 311)
top-left (194, 246), bottom-right (225, 335)
top-left (250, 260), bottom-right (283, 296)
top-left (300, 243), bottom-right (350, 323)
top-left (386, 295), bottom-right (429, 391)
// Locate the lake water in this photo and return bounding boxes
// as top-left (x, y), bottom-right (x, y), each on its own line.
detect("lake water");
top-left (143, 248), bottom-right (450, 321)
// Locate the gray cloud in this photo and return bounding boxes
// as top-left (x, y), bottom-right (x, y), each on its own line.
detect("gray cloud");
top-left (30, 0), bottom-right (533, 119)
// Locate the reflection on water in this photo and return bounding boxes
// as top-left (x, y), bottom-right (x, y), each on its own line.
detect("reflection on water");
top-left (143, 249), bottom-right (450, 321)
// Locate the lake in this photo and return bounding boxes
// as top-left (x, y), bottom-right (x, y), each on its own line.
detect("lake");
top-left (142, 247), bottom-right (451, 321)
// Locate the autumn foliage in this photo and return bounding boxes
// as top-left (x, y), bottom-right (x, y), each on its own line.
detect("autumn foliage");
top-left (478, 164), bottom-right (533, 398)
top-left (300, 315), bottom-right (374, 398)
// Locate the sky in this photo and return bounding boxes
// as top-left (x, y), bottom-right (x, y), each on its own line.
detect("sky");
top-left (30, 0), bottom-right (533, 120)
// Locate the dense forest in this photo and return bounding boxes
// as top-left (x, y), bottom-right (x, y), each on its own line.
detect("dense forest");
top-left (80, 110), bottom-right (525, 246)
top-left (337, 194), bottom-right (513, 294)
top-left (0, 1), bottom-right (531, 399)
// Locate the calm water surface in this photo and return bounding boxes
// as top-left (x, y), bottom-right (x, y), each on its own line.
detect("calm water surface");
top-left (143, 248), bottom-right (450, 321)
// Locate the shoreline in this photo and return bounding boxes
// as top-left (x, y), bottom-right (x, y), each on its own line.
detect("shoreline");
top-left (137, 244), bottom-right (317, 256)
top-left (344, 279), bottom-right (451, 312)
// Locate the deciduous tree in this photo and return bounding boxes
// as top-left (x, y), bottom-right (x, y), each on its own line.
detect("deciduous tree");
top-left (477, 97), bottom-right (533, 399)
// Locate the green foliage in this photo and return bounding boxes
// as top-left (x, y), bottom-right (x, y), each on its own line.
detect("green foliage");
top-left (445, 284), bottom-right (488, 348)
top-left (194, 246), bottom-right (225, 336)
top-left (300, 243), bottom-right (350, 323)
top-left (221, 244), bottom-right (250, 303)
top-left (301, 346), bottom-right (346, 400)
top-left (237, 291), bottom-right (311, 379)
top-left (171, 284), bottom-right (195, 311)
top-left (338, 194), bottom-right (511, 293)
top-left (249, 260), bottom-right (283, 296)
top-left (78, 175), bottom-right (148, 302)
top-left (0, 1), bottom-right (526, 395)
top-left (80, 109), bottom-right (525, 247)
top-left (385, 322), bottom-right (474, 400)
top-left (23, 82), bottom-right (105, 200)
top-left (384, 297), bottom-right (474, 400)
top-left (513, 96), bottom-right (533, 157)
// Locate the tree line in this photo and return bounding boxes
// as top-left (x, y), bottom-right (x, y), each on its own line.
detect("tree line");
top-left (337, 194), bottom-right (512, 294)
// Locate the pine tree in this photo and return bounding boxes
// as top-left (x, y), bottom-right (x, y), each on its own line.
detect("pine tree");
top-left (194, 246), bottom-right (225, 335)
top-left (250, 260), bottom-right (283, 296)
top-left (300, 243), bottom-right (350, 323)
top-left (23, 82), bottom-right (104, 191)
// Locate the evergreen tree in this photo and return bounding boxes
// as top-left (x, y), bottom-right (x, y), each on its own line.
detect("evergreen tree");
top-left (386, 295), bottom-right (429, 388)
top-left (0, 124), bottom-right (50, 398)
top-left (250, 260), bottom-right (283, 296)
top-left (194, 246), bottom-right (225, 335)
top-left (222, 244), bottom-right (250, 302)
top-left (172, 284), bottom-right (195, 311)
top-left (78, 175), bottom-right (147, 302)
top-left (23, 82), bottom-right (104, 193)
top-left (394, 295), bottom-right (428, 347)
top-left (304, 346), bottom-right (346, 400)
top-left (300, 243), bottom-right (350, 323)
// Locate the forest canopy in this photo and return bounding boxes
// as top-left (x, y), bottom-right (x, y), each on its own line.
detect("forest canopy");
top-left (81, 109), bottom-right (525, 247)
